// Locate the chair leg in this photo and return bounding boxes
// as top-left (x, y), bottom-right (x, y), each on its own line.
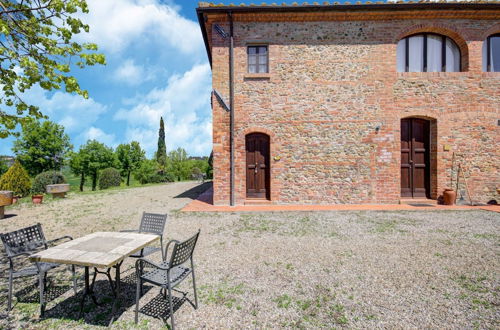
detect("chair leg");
top-left (167, 284), bottom-right (175, 330)
top-left (134, 277), bottom-right (141, 324)
top-left (7, 272), bottom-right (13, 312)
top-left (139, 263), bottom-right (144, 295)
top-left (72, 265), bottom-right (77, 295)
top-left (39, 271), bottom-right (45, 317)
top-left (191, 269), bottom-right (198, 309)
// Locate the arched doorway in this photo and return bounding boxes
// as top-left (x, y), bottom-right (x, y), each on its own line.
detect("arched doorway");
top-left (401, 118), bottom-right (430, 198)
top-left (245, 133), bottom-right (270, 200)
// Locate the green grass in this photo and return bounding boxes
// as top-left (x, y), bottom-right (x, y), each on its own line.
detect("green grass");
top-left (273, 286), bottom-right (351, 327)
top-left (199, 281), bottom-right (245, 309)
top-left (274, 294), bottom-right (293, 308)
top-left (62, 167), bottom-right (156, 192)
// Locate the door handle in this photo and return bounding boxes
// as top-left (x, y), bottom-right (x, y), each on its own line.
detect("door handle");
top-left (255, 163), bottom-right (258, 174)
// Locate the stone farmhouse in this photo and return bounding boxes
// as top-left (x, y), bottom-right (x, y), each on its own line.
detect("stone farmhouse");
top-left (196, 1), bottom-right (500, 206)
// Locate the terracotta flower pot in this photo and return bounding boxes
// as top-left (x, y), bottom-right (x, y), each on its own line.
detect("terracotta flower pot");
top-left (12, 196), bottom-right (20, 204)
top-left (443, 189), bottom-right (456, 205)
top-left (32, 194), bottom-right (44, 204)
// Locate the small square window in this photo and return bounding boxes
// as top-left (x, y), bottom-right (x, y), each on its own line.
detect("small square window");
top-left (248, 45), bottom-right (268, 73)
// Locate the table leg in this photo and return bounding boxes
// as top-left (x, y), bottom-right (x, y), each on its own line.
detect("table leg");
top-left (108, 261), bottom-right (122, 326)
top-left (93, 267), bottom-right (116, 294)
top-left (79, 266), bottom-right (101, 318)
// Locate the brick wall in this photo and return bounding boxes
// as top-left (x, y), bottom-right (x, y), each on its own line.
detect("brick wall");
top-left (211, 18), bottom-right (500, 205)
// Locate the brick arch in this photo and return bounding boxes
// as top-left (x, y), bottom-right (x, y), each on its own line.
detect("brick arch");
top-left (480, 23), bottom-right (500, 40)
top-left (401, 114), bottom-right (437, 122)
top-left (241, 127), bottom-right (276, 139)
top-left (395, 24), bottom-right (469, 71)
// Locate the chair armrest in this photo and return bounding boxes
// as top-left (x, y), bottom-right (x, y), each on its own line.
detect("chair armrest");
top-left (9, 252), bottom-right (31, 259)
top-left (120, 229), bottom-right (139, 233)
top-left (163, 239), bottom-right (180, 261)
top-left (47, 235), bottom-right (73, 246)
top-left (136, 258), bottom-right (169, 272)
top-left (8, 252), bottom-right (32, 271)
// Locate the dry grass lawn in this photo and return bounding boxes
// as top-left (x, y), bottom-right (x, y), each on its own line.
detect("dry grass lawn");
top-left (0, 181), bottom-right (498, 329)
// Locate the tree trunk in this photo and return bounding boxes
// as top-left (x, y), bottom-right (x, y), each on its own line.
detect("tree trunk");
top-left (79, 172), bottom-right (85, 192)
top-left (92, 173), bottom-right (97, 191)
top-left (127, 171), bottom-right (130, 186)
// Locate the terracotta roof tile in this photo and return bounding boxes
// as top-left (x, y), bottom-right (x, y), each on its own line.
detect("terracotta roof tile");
top-left (198, 0), bottom-right (500, 7)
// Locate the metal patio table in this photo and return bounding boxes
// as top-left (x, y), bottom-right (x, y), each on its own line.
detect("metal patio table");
top-left (29, 231), bottom-right (159, 324)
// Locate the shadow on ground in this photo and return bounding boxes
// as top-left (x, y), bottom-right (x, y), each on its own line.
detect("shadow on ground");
top-left (0, 214), bottom-right (17, 220)
top-left (0, 267), bottom-right (186, 327)
top-left (174, 182), bottom-right (212, 200)
top-left (40, 271), bottom-right (156, 326)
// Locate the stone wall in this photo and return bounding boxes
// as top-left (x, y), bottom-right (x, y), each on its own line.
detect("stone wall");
top-left (211, 18), bottom-right (500, 205)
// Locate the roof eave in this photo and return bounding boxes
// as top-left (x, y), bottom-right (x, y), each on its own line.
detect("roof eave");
top-left (196, 2), bottom-right (500, 67)
top-left (196, 8), bottom-right (213, 67)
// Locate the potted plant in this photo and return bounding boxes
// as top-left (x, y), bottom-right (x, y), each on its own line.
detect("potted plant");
top-left (31, 187), bottom-right (44, 204)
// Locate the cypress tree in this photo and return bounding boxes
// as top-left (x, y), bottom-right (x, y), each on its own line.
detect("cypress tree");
top-left (156, 117), bottom-right (167, 170)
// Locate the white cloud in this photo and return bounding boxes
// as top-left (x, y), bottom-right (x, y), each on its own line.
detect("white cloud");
top-left (22, 86), bottom-right (107, 134)
top-left (113, 59), bottom-right (155, 86)
top-left (79, 0), bottom-right (204, 55)
top-left (82, 127), bottom-right (117, 147)
top-left (114, 63), bottom-right (212, 156)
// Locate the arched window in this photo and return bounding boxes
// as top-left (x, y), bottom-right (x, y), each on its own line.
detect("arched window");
top-left (397, 33), bottom-right (461, 72)
top-left (483, 34), bottom-right (500, 72)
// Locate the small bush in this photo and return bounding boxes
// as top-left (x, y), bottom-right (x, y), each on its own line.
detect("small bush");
top-left (0, 160), bottom-right (31, 197)
top-left (0, 159), bottom-right (8, 177)
top-left (162, 172), bottom-right (175, 183)
top-left (133, 160), bottom-right (175, 184)
top-left (134, 160), bottom-right (158, 184)
top-left (32, 171), bottom-right (66, 194)
top-left (151, 172), bottom-right (175, 183)
top-left (99, 167), bottom-right (122, 189)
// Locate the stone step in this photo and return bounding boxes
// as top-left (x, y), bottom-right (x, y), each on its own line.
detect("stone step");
top-left (245, 199), bottom-right (272, 205)
top-left (399, 198), bottom-right (437, 205)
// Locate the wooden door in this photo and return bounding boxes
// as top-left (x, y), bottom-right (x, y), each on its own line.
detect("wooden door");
top-left (246, 133), bottom-right (270, 199)
top-left (401, 118), bottom-right (430, 198)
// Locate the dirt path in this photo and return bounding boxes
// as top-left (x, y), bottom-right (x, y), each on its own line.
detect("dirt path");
top-left (0, 182), bottom-right (498, 329)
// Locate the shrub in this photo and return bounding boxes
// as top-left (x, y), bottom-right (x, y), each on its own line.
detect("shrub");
top-left (162, 172), bottom-right (175, 183)
top-left (151, 172), bottom-right (175, 183)
top-left (134, 159), bottom-right (158, 184)
top-left (0, 159), bottom-right (8, 177)
top-left (0, 160), bottom-right (31, 197)
top-left (99, 167), bottom-right (121, 189)
top-left (32, 171), bottom-right (66, 194)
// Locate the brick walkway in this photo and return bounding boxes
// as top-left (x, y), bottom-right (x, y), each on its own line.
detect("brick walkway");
top-left (182, 187), bottom-right (500, 213)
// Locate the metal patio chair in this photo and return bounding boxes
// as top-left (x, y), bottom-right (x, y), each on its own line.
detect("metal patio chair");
top-left (134, 230), bottom-right (200, 329)
top-left (121, 212), bottom-right (168, 259)
top-left (0, 223), bottom-right (76, 315)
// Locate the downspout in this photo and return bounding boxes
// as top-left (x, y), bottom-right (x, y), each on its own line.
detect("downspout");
top-left (229, 12), bottom-right (235, 206)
